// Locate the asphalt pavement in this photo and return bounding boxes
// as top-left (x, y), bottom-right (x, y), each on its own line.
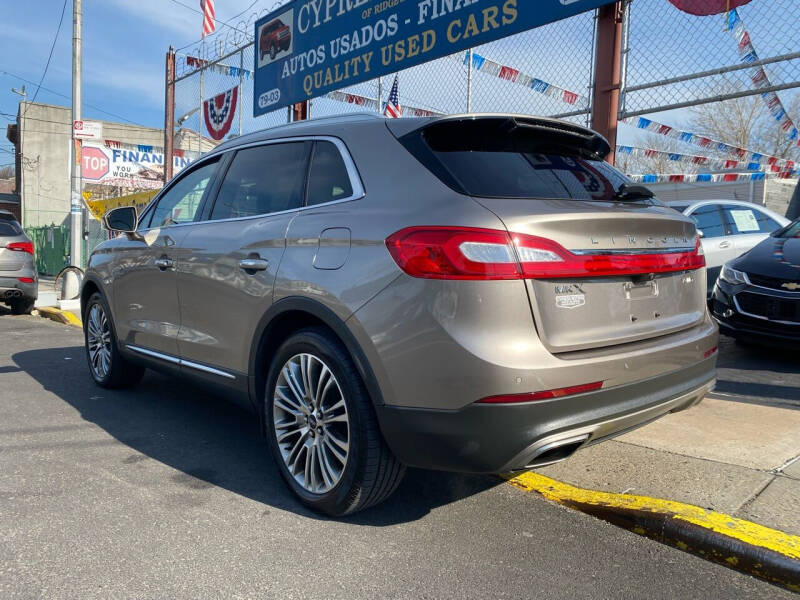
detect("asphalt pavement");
top-left (0, 311), bottom-right (795, 599)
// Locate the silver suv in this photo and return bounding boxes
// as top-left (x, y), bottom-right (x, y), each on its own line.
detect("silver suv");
top-left (1, 209), bottom-right (37, 314)
top-left (82, 114), bottom-right (718, 515)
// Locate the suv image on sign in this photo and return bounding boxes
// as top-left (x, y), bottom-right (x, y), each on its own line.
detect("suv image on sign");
top-left (82, 114), bottom-right (718, 516)
top-left (0, 209), bottom-right (37, 314)
top-left (259, 18), bottom-right (291, 61)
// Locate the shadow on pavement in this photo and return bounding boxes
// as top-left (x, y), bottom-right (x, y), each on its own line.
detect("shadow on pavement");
top-left (12, 344), bottom-right (499, 526)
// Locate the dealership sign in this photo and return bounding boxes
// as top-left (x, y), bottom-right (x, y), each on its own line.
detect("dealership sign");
top-left (253, 0), bottom-right (615, 116)
top-left (80, 143), bottom-right (198, 189)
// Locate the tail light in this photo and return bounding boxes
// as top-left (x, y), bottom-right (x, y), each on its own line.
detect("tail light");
top-left (18, 277), bottom-right (34, 283)
top-left (478, 381), bottom-right (604, 404)
top-left (386, 227), bottom-right (705, 280)
top-left (6, 241), bottom-right (34, 255)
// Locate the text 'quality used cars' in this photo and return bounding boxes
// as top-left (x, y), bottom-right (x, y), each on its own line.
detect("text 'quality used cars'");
top-left (82, 114), bottom-right (718, 515)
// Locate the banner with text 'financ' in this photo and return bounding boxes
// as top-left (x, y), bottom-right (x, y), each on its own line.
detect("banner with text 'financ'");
top-left (253, 0), bottom-right (616, 116)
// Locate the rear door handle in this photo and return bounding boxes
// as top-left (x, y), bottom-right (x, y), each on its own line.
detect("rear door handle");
top-left (154, 257), bottom-right (174, 270)
top-left (718, 240), bottom-right (732, 249)
top-left (239, 258), bottom-right (269, 272)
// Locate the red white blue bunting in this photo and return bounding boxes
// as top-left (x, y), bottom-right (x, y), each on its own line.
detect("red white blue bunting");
top-left (203, 85), bottom-right (238, 141)
top-left (619, 115), bottom-right (796, 171)
top-left (726, 9), bottom-right (799, 145)
top-left (326, 90), bottom-right (442, 117)
top-left (183, 55), bottom-right (251, 79)
top-left (629, 171), bottom-right (796, 184)
top-left (616, 145), bottom-right (795, 173)
top-left (464, 52), bottom-right (588, 109)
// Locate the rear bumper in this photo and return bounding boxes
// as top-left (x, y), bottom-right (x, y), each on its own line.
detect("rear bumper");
top-left (375, 356), bottom-right (716, 473)
top-left (0, 276), bottom-right (37, 300)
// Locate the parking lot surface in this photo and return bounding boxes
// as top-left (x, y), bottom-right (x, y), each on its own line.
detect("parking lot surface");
top-left (0, 312), bottom-right (795, 599)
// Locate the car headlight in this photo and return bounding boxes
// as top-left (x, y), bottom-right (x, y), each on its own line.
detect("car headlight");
top-left (720, 263), bottom-right (747, 285)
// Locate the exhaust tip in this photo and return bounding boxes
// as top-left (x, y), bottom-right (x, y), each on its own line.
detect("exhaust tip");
top-left (525, 435), bottom-right (589, 468)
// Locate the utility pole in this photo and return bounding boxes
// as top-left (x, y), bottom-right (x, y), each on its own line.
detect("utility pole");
top-left (67, 0), bottom-right (83, 296)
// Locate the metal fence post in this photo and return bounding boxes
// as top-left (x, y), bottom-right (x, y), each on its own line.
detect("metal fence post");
top-left (164, 47), bottom-right (176, 184)
top-left (591, 1), bottom-right (624, 164)
top-left (238, 49), bottom-right (244, 136)
top-left (377, 76), bottom-right (383, 113)
top-left (466, 48), bottom-right (473, 113)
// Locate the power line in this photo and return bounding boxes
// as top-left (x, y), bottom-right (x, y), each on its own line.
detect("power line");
top-left (0, 70), bottom-right (136, 124)
top-left (24, 0), bottom-right (69, 113)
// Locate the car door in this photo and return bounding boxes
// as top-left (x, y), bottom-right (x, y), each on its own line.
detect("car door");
top-left (721, 204), bottom-right (783, 259)
top-left (112, 157), bottom-right (221, 358)
top-left (174, 140), bottom-right (311, 378)
top-left (686, 203), bottom-right (735, 294)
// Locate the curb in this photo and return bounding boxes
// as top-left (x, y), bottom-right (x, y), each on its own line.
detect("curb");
top-left (505, 471), bottom-right (800, 592)
top-left (36, 306), bottom-right (82, 328)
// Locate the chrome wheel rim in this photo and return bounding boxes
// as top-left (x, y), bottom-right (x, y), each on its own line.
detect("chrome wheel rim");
top-left (273, 353), bottom-right (350, 494)
top-left (87, 304), bottom-right (112, 380)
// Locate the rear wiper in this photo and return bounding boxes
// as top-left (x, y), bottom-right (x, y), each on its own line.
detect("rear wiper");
top-left (614, 183), bottom-right (655, 202)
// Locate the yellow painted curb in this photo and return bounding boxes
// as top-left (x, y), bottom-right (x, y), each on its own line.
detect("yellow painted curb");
top-left (37, 306), bottom-right (82, 328)
top-left (506, 471), bottom-right (800, 561)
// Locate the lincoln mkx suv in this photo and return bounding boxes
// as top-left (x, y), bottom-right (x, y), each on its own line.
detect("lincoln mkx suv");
top-left (82, 114), bottom-right (718, 516)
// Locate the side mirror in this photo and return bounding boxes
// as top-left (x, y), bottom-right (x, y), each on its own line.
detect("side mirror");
top-left (104, 206), bottom-right (138, 233)
top-left (697, 229), bottom-right (705, 238)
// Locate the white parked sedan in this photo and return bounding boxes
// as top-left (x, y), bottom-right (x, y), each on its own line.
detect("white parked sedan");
top-left (666, 199), bottom-right (790, 295)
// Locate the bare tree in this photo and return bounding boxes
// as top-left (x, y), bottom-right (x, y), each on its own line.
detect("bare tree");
top-left (690, 93), bottom-right (800, 163)
top-left (0, 165), bottom-right (14, 179)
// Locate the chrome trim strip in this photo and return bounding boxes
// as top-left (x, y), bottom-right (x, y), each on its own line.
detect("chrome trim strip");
top-left (742, 272), bottom-right (800, 294)
top-left (127, 345), bottom-right (181, 364)
top-left (180, 358), bottom-right (237, 379)
top-left (571, 247), bottom-right (695, 255)
top-left (126, 345), bottom-right (236, 379)
top-left (732, 294), bottom-right (800, 326)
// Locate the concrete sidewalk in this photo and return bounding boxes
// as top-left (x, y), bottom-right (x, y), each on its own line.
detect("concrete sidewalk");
top-left (535, 396), bottom-right (800, 536)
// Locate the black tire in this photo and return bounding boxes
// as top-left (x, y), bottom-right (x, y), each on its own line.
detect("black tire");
top-left (270, 44), bottom-right (276, 60)
top-left (265, 327), bottom-right (405, 516)
top-left (9, 297), bottom-right (35, 315)
top-left (83, 292), bottom-right (145, 389)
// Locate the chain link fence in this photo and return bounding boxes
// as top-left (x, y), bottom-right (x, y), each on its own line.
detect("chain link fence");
top-left (171, 5), bottom-right (598, 143)
top-left (168, 0), bottom-right (799, 194)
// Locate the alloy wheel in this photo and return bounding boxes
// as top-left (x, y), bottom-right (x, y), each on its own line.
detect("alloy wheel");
top-left (273, 353), bottom-right (350, 494)
top-left (87, 304), bottom-right (112, 380)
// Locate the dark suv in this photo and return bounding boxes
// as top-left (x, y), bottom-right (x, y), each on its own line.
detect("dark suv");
top-left (84, 114), bottom-right (717, 516)
top-left (259, 18), bottom-right (291, 61)
top-left (0, 209), bottom-right (36, 314)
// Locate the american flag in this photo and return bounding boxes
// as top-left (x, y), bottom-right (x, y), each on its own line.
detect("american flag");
top-left (201, 0), bottom-right (215, 37)
top-left (383, 75), bottom-right (402, 118)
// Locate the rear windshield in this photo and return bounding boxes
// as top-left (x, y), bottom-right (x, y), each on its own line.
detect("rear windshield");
top-left (0, 220), bottom-right (22, 236)
top-left (398, 118), bottom-right (644, 202)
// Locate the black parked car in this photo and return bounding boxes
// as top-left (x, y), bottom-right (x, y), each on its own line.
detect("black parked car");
top-left (711, 217), bottom-right (800, 346)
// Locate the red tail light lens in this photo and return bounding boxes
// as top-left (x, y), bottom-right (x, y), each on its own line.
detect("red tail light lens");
top-left (478, 381), bottom-right (604, 404)
top-left (7, 241), bottom-right (34, 255)
top-left (18, 277), bottom-right (34, 283)
top-left (387, 227), bottom-right (706, 280)
top-left (385, 227), bottom-right (520, 280)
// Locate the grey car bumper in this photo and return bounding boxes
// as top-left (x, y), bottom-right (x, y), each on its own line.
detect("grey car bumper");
top-left (375, 356), bottom-right (716, 473)
top-left (1, 276), bottom-right (37, 301)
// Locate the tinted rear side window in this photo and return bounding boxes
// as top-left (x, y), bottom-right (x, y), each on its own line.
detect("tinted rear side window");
top-left (306, 141), bottom-right (353, 206)
top-left (0, 220), bottom-right (22, 236)
top-left (689, 205), bottom-right (727, 238)
top-left (211, 142), bottom-right (309, 220)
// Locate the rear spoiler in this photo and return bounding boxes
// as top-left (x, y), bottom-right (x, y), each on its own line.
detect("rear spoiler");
top-left (386, 114), bottom-right (611, 161)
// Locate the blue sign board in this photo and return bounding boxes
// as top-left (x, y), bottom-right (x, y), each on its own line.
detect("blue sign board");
top-left (253, 0), bottom-right (615, 116)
